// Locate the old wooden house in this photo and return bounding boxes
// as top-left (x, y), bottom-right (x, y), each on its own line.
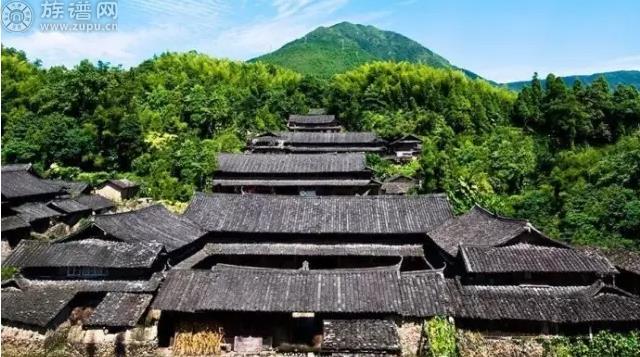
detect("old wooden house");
top-left (1, 275), bottom-right (161, 333)
top-left (4, 239), bottom-right (166, 280)
top-left (1, 164), bottom-right (116, 257)
top-left (388, 134), bottom-right (423, 161)
top-left (1, 164), bottom-right (62, 205)
top-left (248, 131), bottom-right (387, 154)
top-left (427, 206), bottom-right (619, 284)
top-left (61, 204), bottom-right (206, 263)
top-left (153, 265), bottom-right (425, 353)
top-left (580, 247), bottom-right (640, 295)
top-left (287, 114), bottom-right (342, 132)
top-left (94, 179), bottom-right (140, 201)
top-left (212, 153), bottom-right (380, 195)
top-left (1, 215), bottom-right (31, 255)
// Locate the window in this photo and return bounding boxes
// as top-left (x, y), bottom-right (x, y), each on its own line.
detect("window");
top-left (299, 189), bottom-right (317, 196)
top-left (66, 266), bottom-right (108, 278)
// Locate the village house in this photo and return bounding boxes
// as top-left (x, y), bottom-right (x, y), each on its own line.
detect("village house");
top-left (388, 134), bottom-right (423, 162)
top-left (579, 247), bottom-right (640, 295)
top-left (212, 153), bottom-right (380, 195)
top-left (1, 164), bottom-right (62, 205)
top-left (287, 114), bottom-right (342, 132)
top-left (60, 204), bottom-right (206, 264)
top-left (180, 193), bottom-right (454, 270)
top-left (1, 275), bottom-right (161, 333)
top-left (1, 215), bottom-right (31, 255)
top-left (0, 164), bottom-right (116, 258)
top-left (94, 179), bottom-right (140, 202)
top-left (152, 264), bottom-right (418, 353)
top-left (427, 206), bottom-right (619, 283)
top-left (4, 239), bottom-right (166, 280)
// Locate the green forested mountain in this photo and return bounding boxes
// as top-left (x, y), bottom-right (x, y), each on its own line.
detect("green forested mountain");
top-left (506, 70), bottom-right (640, 91)
top-left (250, 22), bottom-right (481, 79)
top-left (2, 46), bottom-right (639, 252)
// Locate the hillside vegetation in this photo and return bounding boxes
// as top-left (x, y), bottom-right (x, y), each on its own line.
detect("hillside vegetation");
top-left (250, 22), bottom-right (480, 79)
top-left (506, 70), bottom-right (640, 91)
top-left (1, 46), bottom-right (639, 251)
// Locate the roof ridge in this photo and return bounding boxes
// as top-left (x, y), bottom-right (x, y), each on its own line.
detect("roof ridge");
top-left (400, 268), bottom-right (444, 276)
top-left (94, 204), bottom-right (167, 219)
top-left (212, 263), bottom-right (400, 274)
top-left (193, 192), bottom-right (448, 200)
top-left (472, 205), bottom-right (529, 225)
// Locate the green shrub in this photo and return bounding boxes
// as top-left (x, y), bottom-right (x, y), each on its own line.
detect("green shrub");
top-left (543, 330), bottom-right (640, 357)
top-left (426, 316), bottom-right (458, 357)
top-left (1, 266), bottom-right (18, 280)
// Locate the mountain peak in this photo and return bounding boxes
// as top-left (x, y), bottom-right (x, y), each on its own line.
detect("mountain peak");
top-left (250, 22), bottom-right (479, 79)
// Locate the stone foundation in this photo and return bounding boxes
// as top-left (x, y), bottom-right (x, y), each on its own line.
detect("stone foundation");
top-left (457, 330), bottom-right (546, 357)
top-left (2, 323), bottom-right (158, 357)
top-left (398, 320), bottom-right (424, 356)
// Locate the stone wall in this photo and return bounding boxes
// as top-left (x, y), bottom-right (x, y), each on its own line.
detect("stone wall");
top-left (398, 319), bottom-right (424, 356)
top-left (457, 330), bottom-right (546, 357)
top-left (1, 323), bottom-right (158, 357)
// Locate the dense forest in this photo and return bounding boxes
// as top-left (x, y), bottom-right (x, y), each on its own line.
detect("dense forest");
top-left (506, 70), bottom-right (640, 91)
top-left (2, 46), bottom-right (639, 251)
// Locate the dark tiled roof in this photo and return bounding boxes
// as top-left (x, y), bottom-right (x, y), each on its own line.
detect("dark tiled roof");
top-left (1, 163), bottom-right (33, 172)
top-left (154, 265), bottom-right (403, 314)
top-left (13, 202), bottom-right (62, 223)
top-left (44, 180), bottom-right (90, 197)
top-left (381, 176), bottom-right (416, 195)
top-left (447, 280), bottom-right (640, 323)
top-left (184, 193), bottom-right (453, 235)
top-left (579, 247), bottom-right (640, 275)
top-left (288, 114), bottom-right (336, 125)
top-left (1, 215), bottom-right (31, 232)
top-left (1, 170), bottom-right (62, 200)
top-left (74, 194), bottom-right (116, 212)
top-left (389, 135), bottom-right (422, 145)
top-left (150, 270), bottom-right (214, 312)
top-left (200, 265), bottom-right (402, 313)
top-left (428, 206), bottom-right (533, 256)
top-left (287, 146), bottom-right (385, 153)
top-left (199, 243), bottom-right (422, 257)
top-left (1, 287), bottom-right (76, 328)
top-left (400, 270), bottom-right (450, 317)
top-left (2, 274), bottom-right (162, 328)
top-left (85, 292), bottom-right (153, 328)
top-left (4, 239), bottom-right (163, 269)
top-left (322, 319), bottom-right (401, 354)
top-left (48, 199), bottom-right (92, 215)
top-left (216, 153), bottom-right (368, 174)
top-left (92, 205), bottom-right (205, 252)
top-left (13, 273), bottom-right (163, 293)
top-left (460, 243), bottom-right (617, 274)
top-left (105, 179), bottom-right (139, 189)
top-left (275, 132), bottom-right (382, 145)
top-left (174, 243), bottom-right (423, 269)
top-left (212, 179), bottom-right (374, 187)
